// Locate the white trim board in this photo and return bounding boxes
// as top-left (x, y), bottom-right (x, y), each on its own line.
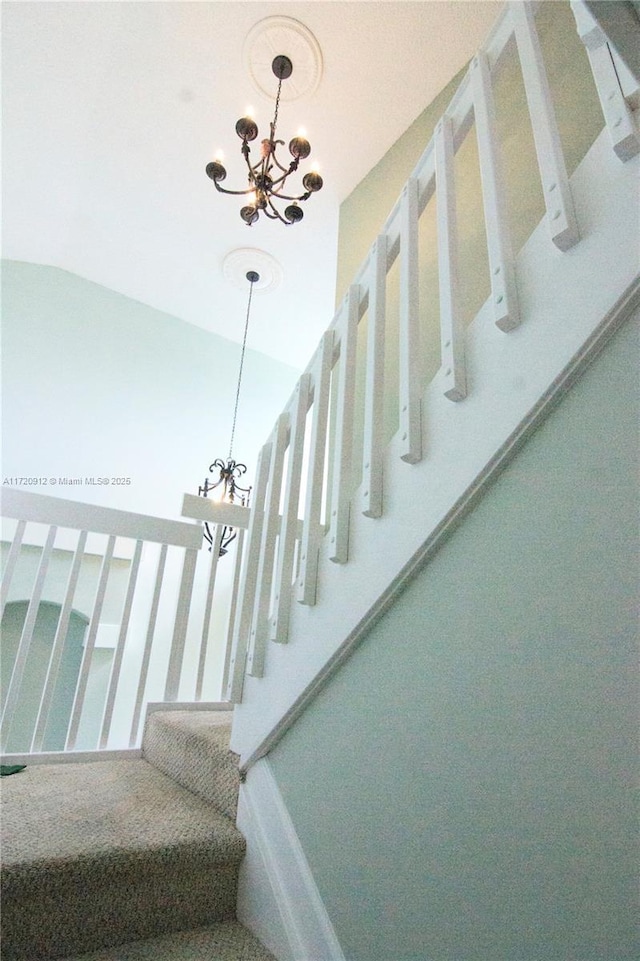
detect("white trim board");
top-left (237, 757), bottom-right (346, 961)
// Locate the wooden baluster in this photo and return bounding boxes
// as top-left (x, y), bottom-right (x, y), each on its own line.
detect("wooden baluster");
top-left (129, 542), bottom-right (168, 746)
top-left (98, 538), bottom-right (143, 748)
top-left (163, 546), bottom-right (199, 701)
top-left (435, 116), bottom-right (467, 400)
top-left (362, 235), bottom-right (388, 519)
top-left (571, 1), bottom-right (640, 162)
top-left (221, 526), bottom-right (245, 698)
top-left (511, 1), bottom-right (580, 251)
top-left (271, 374), bottom-right (312, 644)
top-left (31, 530), bottom-right (89, 752)
top-left (297, 331), bottom-right (334, 605)
top-left (246, 413), bottom-right (288, 677)
top-left (471, 50), bottom-right (520, 332)
top-left (329, 287), bottom-right (359, 563)
top-left (0, 519), bottom-right (26, 617)
top-left (1, 524), bottom-right (57, 751)
top-left (398, 177), bottom-right (424, 459)
top-left (66, 534), bottom-right (116, 750)
top-left (226, 442), bottom-right (272, 700)
top-left (194, 525), bottom-right (224, 701)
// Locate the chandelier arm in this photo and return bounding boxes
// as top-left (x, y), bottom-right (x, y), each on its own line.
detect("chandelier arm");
top-left (264, 196), bottom-right (293, 224)
top-left (270, 188), bottom-right (313, 203)
top-left (213, 182), bottom-right (260, 198)
top-left (266, 151), bottom-right (293, 178)
top-left (265, 161), bottom-right (300, 187)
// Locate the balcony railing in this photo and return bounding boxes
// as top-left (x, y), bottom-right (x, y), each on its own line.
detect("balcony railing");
top-left (0, 488), bottom-right (245, 756)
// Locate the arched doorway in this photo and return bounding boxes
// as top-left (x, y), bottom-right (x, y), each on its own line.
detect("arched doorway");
top-left (1, 600), bottom-right (89, 752)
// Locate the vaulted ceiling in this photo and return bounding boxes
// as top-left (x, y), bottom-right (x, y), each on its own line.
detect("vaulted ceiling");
top-left (2, 1), bottom-right (502, 369)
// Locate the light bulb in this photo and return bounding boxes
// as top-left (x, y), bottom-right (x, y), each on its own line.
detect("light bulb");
top-left (297, 126), bottom-right (307, 138)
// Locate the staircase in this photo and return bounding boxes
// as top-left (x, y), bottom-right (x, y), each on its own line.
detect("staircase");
top-left (0, 710), bottom-right (275, 961)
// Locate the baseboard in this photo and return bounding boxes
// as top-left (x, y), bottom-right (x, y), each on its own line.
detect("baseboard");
top-left (236, 757), bottom-right (346, 961)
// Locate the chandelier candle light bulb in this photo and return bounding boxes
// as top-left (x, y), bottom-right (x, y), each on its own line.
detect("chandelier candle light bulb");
top-left (205, 54), bottom-right (323, 225)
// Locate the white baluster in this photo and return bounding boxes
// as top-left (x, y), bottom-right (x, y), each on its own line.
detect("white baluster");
top-left (1, 524), bottom-right (57, 750)
top-left (164, 546), bottom-right (199, 701)
top-left (66, 534), bottom-right (116, 750)
top-left (329, 287), bottom-right (360, 564)
top-left (271, 374), bottom-right (312, 643)
top-left (0, 519), bottom-right (26, 617)
top-left (571, 2), bottom-right (640, 162)
top-left (31, 530), bottom-right (88, 752)
top-left (362, 235), bottom-right (388, 519)
top-left (129, 542), bottom-right (168, 746)
top-left (194, 524), bottom-right (224, 701)
top-left (247, 412), bottom-right (288, 677)
top-left (435, 116), bottom-right (467, 400)
top-left (226, 442), bottom-right (272, 700)
top-left (221, 526), bottom-right (245, 698)
top-left (98, 538), bottom-right (143, 748)
top-left (471, 50), bottom-right (520, 332)
top-left (511, 1), bottom-right (580, 251)
top-left (398, 177), bottom-right (424, 458)
top-left (297, 331), bottom-right (335, 605)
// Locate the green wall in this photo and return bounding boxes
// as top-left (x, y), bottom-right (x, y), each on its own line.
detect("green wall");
top-left (336, 0), bottom-right (604, 489)
top-left (270, 311), bottom-right (639, 961)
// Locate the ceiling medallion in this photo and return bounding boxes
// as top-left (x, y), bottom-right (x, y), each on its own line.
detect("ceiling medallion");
top-left (222, 248), bottom-right (283, 294)
top-left (243, 17), bottom-right (323, 102)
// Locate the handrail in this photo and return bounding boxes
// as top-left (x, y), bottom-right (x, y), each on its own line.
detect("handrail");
top-left (2, 488), bottom-right (202, 548)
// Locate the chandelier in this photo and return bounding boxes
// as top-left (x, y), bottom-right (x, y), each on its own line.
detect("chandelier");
top-left (198, 270), bottom-right (258, 555)
top-left (205, 55), bottom-right (323, 226)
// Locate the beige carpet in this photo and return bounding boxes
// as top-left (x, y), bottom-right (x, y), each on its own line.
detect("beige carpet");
top-left (0, 711), bottom-right (274, 960)
top-left (65, 922), bottom-right (276, 960)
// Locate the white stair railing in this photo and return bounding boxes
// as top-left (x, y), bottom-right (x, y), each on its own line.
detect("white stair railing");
top-left (226, 0), bottom-right (640, 767)
top-left (0, 488), bottom-right (246, 755)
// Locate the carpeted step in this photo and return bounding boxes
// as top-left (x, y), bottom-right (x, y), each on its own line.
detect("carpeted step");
top-left (0, 759), bottom-right (246, 960)
top-left (142, 710), bottom-right (240, 822)
top-left (62, 921), bottom-right (276, 960)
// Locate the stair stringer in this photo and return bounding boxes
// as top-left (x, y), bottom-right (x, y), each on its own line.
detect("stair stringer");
top-left (230, 128), bottom-right (640, 772)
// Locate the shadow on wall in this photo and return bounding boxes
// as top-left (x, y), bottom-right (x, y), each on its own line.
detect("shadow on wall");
top-left (1, 600), bottom-right (88, 752)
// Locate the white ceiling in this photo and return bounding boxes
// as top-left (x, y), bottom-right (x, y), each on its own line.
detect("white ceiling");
top-left (2, 0), bottom-right (502, 370)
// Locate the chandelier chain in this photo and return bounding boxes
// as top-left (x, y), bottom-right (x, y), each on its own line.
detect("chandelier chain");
top-left (272, 73), bottom-right (284, 134)
top-left (227, 276), bottom-right (255, 461)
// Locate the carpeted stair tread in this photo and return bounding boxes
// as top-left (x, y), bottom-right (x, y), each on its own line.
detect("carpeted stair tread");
top-left (1, 759), bottom-right (246, 959)
top-left (63, 921), bottom-right (276, 960)
top-left (142, 710), bottom-right (239, 821)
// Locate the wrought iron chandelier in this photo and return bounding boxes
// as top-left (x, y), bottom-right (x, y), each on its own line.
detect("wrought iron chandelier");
top-left (205, 54), bottom-right (323, 226)
top-left (198, 270), bottom-right (258, 555)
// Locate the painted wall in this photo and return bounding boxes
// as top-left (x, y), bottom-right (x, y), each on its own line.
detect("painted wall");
top-left (269, 311), bottom-right (639, 961)
top-left (335, 0), bottom-right (604, 494)
top-left (1, 259), bottom-right (299, 521)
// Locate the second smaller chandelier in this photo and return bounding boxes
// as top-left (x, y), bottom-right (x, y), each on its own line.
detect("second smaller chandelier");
top-left (206, 54), bottom-right (323, 226)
